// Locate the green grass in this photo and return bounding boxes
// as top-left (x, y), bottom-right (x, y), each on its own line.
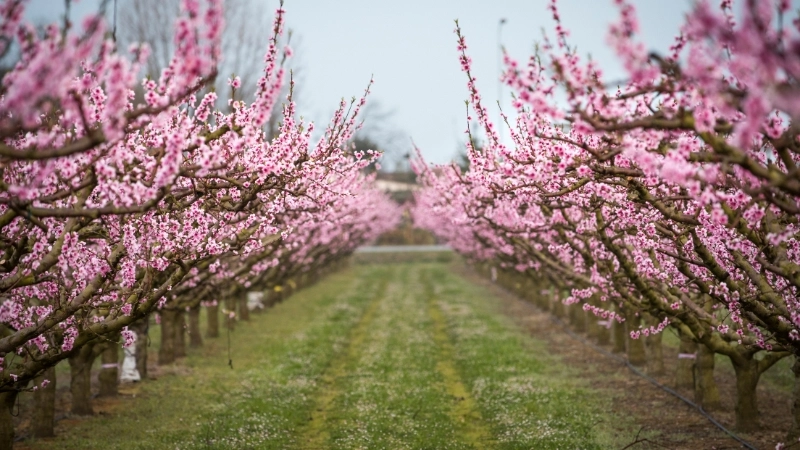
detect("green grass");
top-left (426, 264), bottom-right (636, 449)
top-left (26, 262), bottom-right (639, 449)
top-left (298, 264), bottom-right (488, 449)
top-left (27, 267), bottom-right (385, 449)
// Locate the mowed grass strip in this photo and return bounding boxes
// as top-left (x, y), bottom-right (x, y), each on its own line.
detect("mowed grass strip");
top-left (315, 264), bottom-right (483, 449)
top-left (24, 266), bottom-right (385, 450)
top-left (428, 263), bottom-right (632, 449)
top-left (295, 278), bottom-right (388, 448)
top-left (423, 271), bottom-right (494, 449)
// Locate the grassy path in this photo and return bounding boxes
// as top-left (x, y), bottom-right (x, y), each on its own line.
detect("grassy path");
top-left (297, 277), bottom-right (388, 448)
top-left (25, 263), bottom-right (634, 449)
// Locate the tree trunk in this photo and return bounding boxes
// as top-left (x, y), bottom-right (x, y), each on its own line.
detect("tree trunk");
top-left (551, 295), bottom-right (565, 318)
top-left (569, 304), bottom-right (587, 332)
top-left (238, 293), bottom-right (250, 321)
top-left (226, 296), bottom-right (236, 331)
top-left (32, 366), bottom-right (56, 438)
top-left (158, 309), bottom-right (177, 365)
top-left (262, 291), bottom-right (272, 309)
top-left (587, 296), bottom-right (609, 345)
top-left (645, 332), bottom-right (664, 375)
top-left (132, 318), bottom-right (149, 379)
top-left (269, 290), bottom-right (280, 307)
top-left (69, 342), bottom-right (100, 416)
top-left (644, 316), bottom-right (664, 375)
top-left (98, 336), bottom-right (119, 397)
top-left (596, 320), bottom-right (611, 346)
top-left (626, 334), bottom-right (647, 366)
top-left (675, 333), bottom-right (697, 390)
top-left (624, 311), bottom-right (646, 366)
top-left (0, 391), bottom-right (18, 449)
top-left (612, 304), bottom-right (626, 353)
top-left (586, 310), bottom-right (601, 341)
top-left (173, 310), bottom-right (186, 359)
top-left (206, 303), bottom-right (220, 338)
top-left (536, 285), bottom-right (550, 312)
top-left (731, 356), bottom-right (761, 432)
top-left (593, 298), bottom-right (611, 346)
top-left (188, 305), bottom-right (203, 348)
top-left (788, 356), bottom-right (800, 442)
top-left (694, 344), bottom-right (721, 410)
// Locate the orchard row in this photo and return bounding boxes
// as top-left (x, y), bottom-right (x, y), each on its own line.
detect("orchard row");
top-left (414, 0), bottom-right (800, 441)
top-left (0, 0), bottom-right (399, 446)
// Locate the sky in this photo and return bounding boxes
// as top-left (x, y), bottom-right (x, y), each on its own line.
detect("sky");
top-left (283, 0), bottom-right (693, 168)
top-left (26, 0), bottom-right (723, 167)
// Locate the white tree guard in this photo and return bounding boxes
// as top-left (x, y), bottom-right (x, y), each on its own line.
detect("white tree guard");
top-left (120, 344), bottom-right (141, 382)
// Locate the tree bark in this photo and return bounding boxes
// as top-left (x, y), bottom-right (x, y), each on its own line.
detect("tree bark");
top-left (586, 310), bottom-right (601, 341)
top-left (675, 333), bottom-right (697, 390)
top-left (132, 318), bottom-right (149, 379)
top-left (238, 293), bottom-right (250, 322)
top-left (262, 291), bottom-right (273, 309)
top-left (731, 356), bottom-right (760, 432)
top-left (285, 281), bottom-right (295, 299)
top-left (587, 296), bottom-right (609, 345)
top-left (644, 316), bottom-right (664, 375)
top-left (272, 289), bottom-right (281, 307)
top-left (594, 321), bottom-right (610, 346)
top-left (569, 304), bottom-right (587, 332)
top-left (98, 335), bottom-right (119, 397)
top-left (536, 284), bottom-right (550, 312)
top-left (694, 344), bottom-right (721, 411)
top-left (788, 356), bottom-right (800, 442)
top-left (173, 310), bottom-right (186, 359)
top-left (158, 309), bottom-right (177, 365)
top-left (226, 296), bottom-right (236, 331)
top-left (69, 342), bottom-right (102, 416)
top-left (32, 366), bottom-right (56, 438)
top-left (624, 310), bottom-right (646, 366)
top-left (188, 305), bottom-right (203, 348)
top-left (206, 303), bottom-right (220, 338)
top-left (611, 321), bottom-right (626, 353)
top-left (612, 303), bottom-right (626, 353)
top-left (551, 294), bottom-right (565, 318)
top-left (0, 391), bottom-right (18, 449)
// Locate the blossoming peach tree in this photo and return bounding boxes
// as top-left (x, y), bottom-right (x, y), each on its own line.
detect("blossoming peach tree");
top-left (414, 0), bottom-right (800, 439)
top-left (0, 0), bottom-right (398, 444)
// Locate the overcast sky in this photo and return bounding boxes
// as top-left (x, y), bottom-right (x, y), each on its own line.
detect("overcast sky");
top-left (284, 0), bottom-right (694, 167)
top-left (27, 1), bottom-right (739, 167)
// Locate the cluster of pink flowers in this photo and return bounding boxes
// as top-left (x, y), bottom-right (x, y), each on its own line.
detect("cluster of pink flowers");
top-left (0, 0), bottom-right (398, 394)
top-left (414, 0), bottom-right (800, 434)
